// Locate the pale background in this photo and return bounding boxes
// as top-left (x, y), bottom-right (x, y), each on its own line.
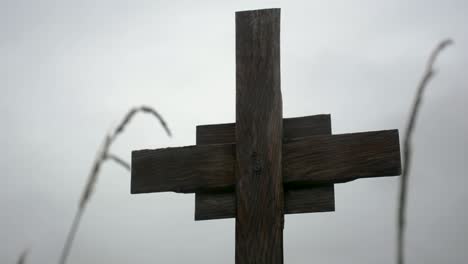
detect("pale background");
top-left (2, 0), bottom-right (467, 263)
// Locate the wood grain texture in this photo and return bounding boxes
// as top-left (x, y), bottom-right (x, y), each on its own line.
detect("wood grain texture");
top-left (235, 8), bottom-right (283, 263)
top-left (284, 185), bottom-right (335, 214)
top-left (196, 114), bottom-right (331, 145)
top-left (131, 130), bottom-right (400, 193)
top-left (283, 130), bottom-right (401, 185)
top-left (195, 114), bottom-right (335, 221)
top-left (131, 144), bottom-right (235, 194)
top-left (195, 185), bottom-right (334, 220)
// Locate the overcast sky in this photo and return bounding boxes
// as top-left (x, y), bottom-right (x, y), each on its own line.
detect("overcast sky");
top-left (2, 0), bottom-right (467, 263)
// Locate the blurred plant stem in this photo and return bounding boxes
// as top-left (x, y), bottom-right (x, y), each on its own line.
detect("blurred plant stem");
top-left (397, 39), bottom-right (453, 264)
top-left (16, 249), bottom-right (28, 264)
top-left (58, 106), bottom-right (171, 264)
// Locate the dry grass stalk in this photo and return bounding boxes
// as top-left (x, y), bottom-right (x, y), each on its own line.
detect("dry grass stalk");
top-left (397, 39), bottom-right (453, 264)
top-left (58, 106), bottom-right (171, 264)
top-left (16, 249), bottom-right (28, 264)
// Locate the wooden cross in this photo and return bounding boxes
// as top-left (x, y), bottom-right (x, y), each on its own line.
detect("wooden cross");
top-left (131, 8), bottom-right (401, 264)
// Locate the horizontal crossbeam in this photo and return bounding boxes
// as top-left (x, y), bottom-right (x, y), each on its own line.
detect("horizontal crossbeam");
top-left (131, 130), bottom-right (401, 194)
top-left (195, 185), bottom-right (334, 220)
top-left (196, 114), bottom-right (332, 145)
top-left (195, 114), bottom-right (334, 220)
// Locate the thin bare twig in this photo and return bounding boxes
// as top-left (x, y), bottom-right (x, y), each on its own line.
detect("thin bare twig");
top-left (397, 39), bottom-right (453, 264)
top-left (16, 249), bottom-right (28, 264)
top-left (105, 153), bottom-right (131, 171)
top-left (58, 106), bottom-right (171, 264)
top-left (58, 209), bottom-right (83, 264)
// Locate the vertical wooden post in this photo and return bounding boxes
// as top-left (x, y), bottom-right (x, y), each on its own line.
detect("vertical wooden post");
top-left (235, 8), bottom-right (283, 264)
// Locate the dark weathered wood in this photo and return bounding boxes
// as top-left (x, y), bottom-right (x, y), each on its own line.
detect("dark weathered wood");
top-left (131, 130), bottom-right (400, 193)
top-left (284, 130), bottom-right (401, 185)
top-left (129, 8), bottom-right (403, 264)
top-left (284, 185), bottom-right (335, 214)
top-left (196, 114), bottom-right (332, 145)
top-left (195, 185), bottom-right (334, 220)
top-left (195, 114), bottom-right (335, 221)
top-left (235, 8), bottom-right (283, 263)
top-left (131, 144), bottom-right (235, 194)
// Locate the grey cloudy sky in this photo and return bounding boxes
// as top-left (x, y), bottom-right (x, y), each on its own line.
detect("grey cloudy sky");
top-left (2, 0), bottom-right (467, 263)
